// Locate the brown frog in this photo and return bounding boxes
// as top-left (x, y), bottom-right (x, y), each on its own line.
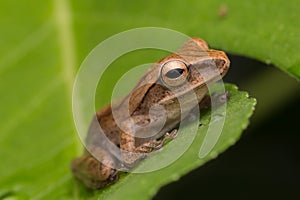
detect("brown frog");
top-left (71, 38), bottom-right (230, 189)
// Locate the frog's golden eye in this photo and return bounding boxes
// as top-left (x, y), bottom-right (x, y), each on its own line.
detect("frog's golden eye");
top-left (161, 60), bottom-right (188, 87)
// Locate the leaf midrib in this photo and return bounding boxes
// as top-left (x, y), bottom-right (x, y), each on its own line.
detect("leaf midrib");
top-left (53, 0), bottom-right (76, 96)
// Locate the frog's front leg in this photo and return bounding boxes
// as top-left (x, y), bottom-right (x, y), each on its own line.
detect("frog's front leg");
top-left (71, 145), bottom-right (119, 189)
top-left (120, 129), bottom-right (178, 167)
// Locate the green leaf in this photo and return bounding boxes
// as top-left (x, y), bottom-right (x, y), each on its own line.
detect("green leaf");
top-left (93, 84), bottom-right (256, 200)
top-left (1, 0), bottom-right (298, 199)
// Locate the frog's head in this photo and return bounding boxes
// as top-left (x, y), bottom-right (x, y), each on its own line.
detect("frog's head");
top-left (126, 38), bottom-right (230, 114)
top-left (157, 38), bottom-right (230, 100)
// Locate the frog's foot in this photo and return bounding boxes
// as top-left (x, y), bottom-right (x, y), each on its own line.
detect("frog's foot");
top-left (163, 129), bottom-right (178, 141)
top-left (71, 146), bottom-right (119, 189)
top-left (134, 129), bottom-right (178, 153)
top-left (121, 129), bottom-right (178, 167)
top-left (199, 91), bottom-right (230, 109)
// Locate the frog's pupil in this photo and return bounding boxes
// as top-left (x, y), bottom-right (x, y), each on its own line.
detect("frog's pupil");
top-left (166, 68), bottom-right (184, 79)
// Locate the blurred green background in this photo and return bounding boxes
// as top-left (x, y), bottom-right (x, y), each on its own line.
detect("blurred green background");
top-left (0, 0), bottom-right (299, 199)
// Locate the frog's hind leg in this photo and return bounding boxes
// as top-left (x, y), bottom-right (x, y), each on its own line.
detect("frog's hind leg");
top-left (71, 146), bottom-right (119, 189)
